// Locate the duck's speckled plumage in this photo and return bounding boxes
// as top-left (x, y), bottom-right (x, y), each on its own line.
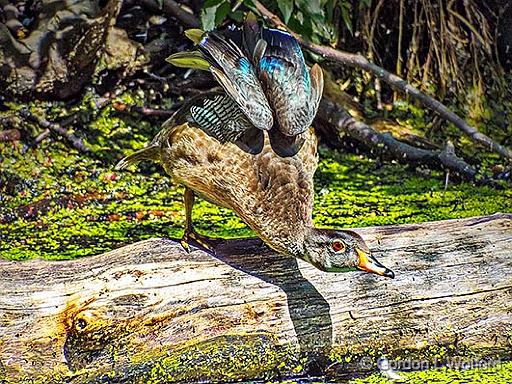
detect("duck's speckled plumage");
top-left (117, 113), bottom-right (394, 278)
top-left (161, 121), bottom-right (318, 254)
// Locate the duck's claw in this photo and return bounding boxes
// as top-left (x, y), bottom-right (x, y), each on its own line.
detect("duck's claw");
top-left (180, 229), bottom-right (216, 255)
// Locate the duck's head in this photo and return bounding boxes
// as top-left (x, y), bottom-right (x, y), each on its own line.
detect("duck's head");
top-left (300, 228), bottom-right (395, 278)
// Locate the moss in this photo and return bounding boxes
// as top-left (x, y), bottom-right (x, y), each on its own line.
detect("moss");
top-left (137, 334), bottom-right (302, 383)
top-left (60, 333), bottom-right (304, 384)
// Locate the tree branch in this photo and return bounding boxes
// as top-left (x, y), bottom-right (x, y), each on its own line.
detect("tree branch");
top-left (140, 0), bottom-right (200, 29)
top-left (252, 0), bottom-right (512, 161)
top-left (19, 109), bottom-right (91, 154)
top-left (318, 100), bottom-right (478, 181)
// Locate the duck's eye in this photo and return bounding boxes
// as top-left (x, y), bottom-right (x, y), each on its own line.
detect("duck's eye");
top-left (331, 239), bottom-right (346, 253)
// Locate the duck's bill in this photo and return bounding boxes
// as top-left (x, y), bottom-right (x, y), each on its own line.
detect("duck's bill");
top-left (356, 248), bottom-right (395, 278)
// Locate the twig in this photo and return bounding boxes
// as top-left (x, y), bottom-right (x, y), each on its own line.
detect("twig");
top-left (113, 102), bottom-right (177, 118)
top-left (395, 0), bottom-right (404, 102)
top-left (131, 106), bottom-right (176, 117)
top-left (140, 0), bottom-right (200, 28)
top-left (19, 109), bottom-right (91, 153)
top-left (34, 129), bottom-right (50, 144)
top-left (251, 0), bottom-right (512, 161)
top-left (443, 169), bottom-right (450, 195)
top-left (318, 99), bottom-right (478, 181)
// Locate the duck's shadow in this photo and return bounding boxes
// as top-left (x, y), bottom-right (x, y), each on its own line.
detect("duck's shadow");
top-left (196, 237), bottom-right (333, 370)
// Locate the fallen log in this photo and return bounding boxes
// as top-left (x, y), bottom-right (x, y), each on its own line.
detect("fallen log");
top-left (1, 213), bottom-right (511, 383)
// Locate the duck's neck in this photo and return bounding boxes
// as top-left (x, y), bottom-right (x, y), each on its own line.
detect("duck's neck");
top-left (260, 225), bottom-right (313, 262)
top-left (265, 226), bottom-right (329, 271)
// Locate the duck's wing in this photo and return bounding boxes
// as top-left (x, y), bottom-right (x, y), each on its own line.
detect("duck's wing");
top-left (174, 92), bottom-right (265, 154)
top-left (198, 32), bottom-right (274, 132)
top-left (115, 89), bottom-right (269, 170)
top-left (256, 28), bottom-right (324, 138)
top-left (167, 30), bottom-right (274, 133)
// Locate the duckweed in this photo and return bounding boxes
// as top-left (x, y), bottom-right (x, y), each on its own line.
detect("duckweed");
top-left (1, 125), bottom-right (511, 260)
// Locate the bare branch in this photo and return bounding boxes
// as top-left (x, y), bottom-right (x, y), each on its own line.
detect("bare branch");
top-left (19, 109), bottom-right (91, 154)
top-left (318, 100), bottom-right (478, 180)
top-left (140, 0), bottom-right (200, 29)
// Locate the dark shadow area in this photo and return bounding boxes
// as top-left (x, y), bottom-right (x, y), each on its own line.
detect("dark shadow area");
top-left (204, 237), bottom-right (333, 372)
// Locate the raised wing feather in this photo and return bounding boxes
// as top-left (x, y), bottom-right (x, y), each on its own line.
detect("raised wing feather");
top-left (198, 32), bottom-right (273, 132)
top-left (257, 28), bottom-right (324, 137)
top-left (170, 92), bottom-right (264, 154)
top-left (189, 93), bottom-right (251, 142)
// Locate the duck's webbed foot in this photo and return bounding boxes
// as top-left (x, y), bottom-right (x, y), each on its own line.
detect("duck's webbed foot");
top-left (180, 228), bottom-right (216, 255)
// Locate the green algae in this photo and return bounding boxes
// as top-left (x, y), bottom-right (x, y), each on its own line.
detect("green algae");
top-left (1, 134), bottom-right (511, 260)
top-left (137, 334), bottom-right (303, 383)
top-left (59, 334), bottom-right (304, 384)
top-left (313, 149), bottom-right (512, 228)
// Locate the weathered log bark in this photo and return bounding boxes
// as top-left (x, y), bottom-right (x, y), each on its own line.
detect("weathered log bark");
top-left (1, 214), bottom-right (511, 383)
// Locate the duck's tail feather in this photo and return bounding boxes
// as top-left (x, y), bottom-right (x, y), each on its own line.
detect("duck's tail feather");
top-left (115, 146), bottom-right (161, 170)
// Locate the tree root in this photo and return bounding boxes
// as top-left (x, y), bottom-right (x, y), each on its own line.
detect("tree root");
top-left (252, 0), bottom-right (512, 161)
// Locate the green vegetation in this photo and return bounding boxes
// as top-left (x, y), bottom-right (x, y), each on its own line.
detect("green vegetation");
top-left (0, 93), bottom-right (510, 261)
top-left (1, 125), bottom-right (510, 260)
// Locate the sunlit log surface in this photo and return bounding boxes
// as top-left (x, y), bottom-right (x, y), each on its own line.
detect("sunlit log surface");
top-left (1, 214), bottom-right (511, 383)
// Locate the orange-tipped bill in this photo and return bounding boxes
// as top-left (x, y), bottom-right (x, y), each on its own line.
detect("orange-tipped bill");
top-left (356, 248), bottom-right (395, 278)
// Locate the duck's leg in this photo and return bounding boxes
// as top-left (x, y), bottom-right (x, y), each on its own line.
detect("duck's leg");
top-left (180, 187), bottom-right (216, 254)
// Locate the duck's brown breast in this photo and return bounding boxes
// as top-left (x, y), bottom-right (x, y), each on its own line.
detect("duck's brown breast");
top-left (162, 123), bottom-right (318, 249)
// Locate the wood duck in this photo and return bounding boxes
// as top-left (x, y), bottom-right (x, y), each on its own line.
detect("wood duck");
top-left (167, 13), bottom-right (324, 157)
top-left (116, 19), bottom-right (394, 278)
